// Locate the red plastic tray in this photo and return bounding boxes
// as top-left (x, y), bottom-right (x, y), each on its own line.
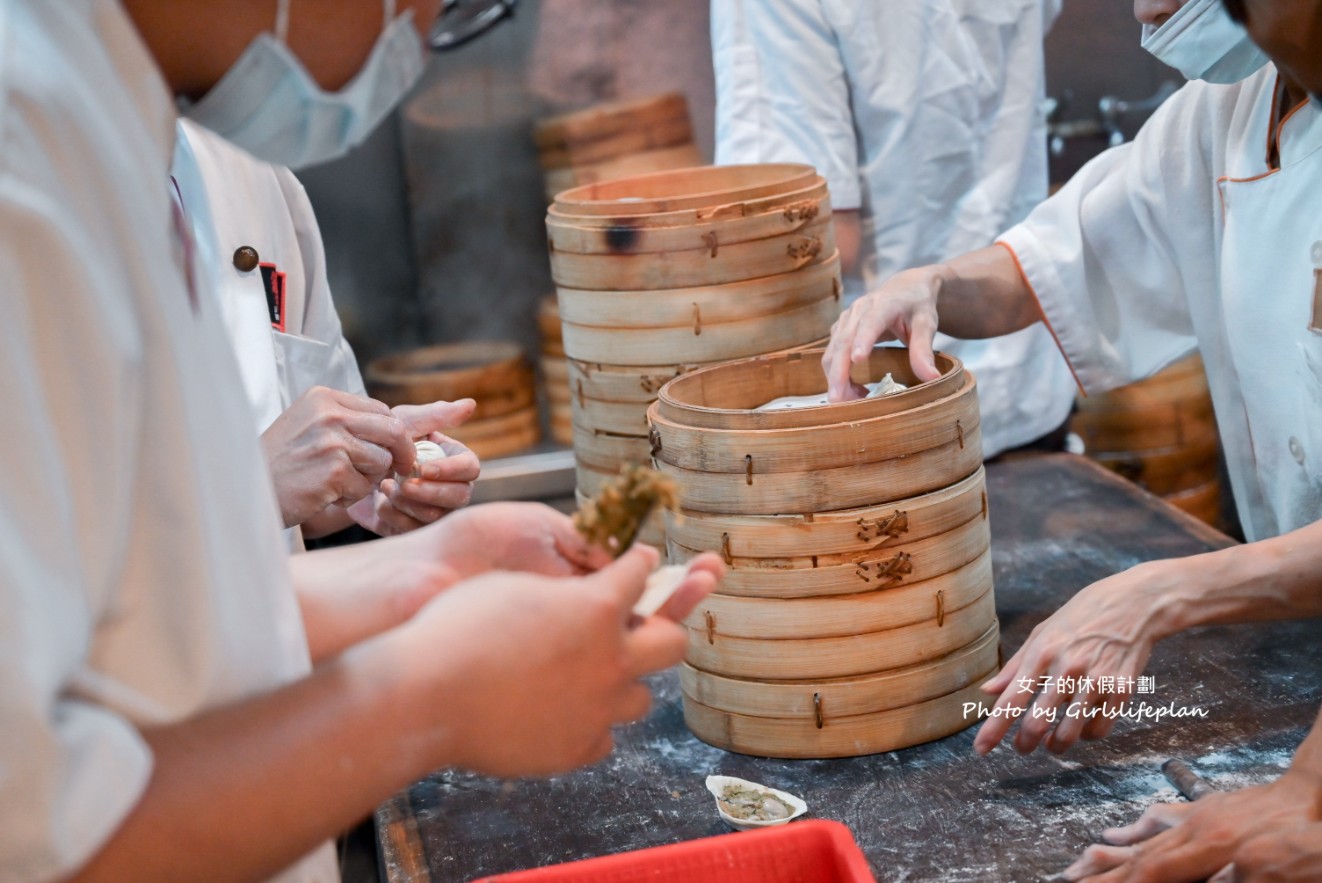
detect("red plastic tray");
top-left (470, 819), bottom-right (876, 882)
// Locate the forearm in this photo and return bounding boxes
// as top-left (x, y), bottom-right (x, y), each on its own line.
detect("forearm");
top-left (291, 533), bottom-right (456, 664)
top-left (833, 209), bottom-right (861, 277)
top-left (1147, 518), bottom-right (1322, 640)
top-left (69, 633), bottom-right (450, 883)
top-left (932, 244), bottom-right (1041, 340)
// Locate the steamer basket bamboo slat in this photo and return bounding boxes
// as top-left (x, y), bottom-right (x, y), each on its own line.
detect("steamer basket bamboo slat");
top-left (562, 291), bottom-right (839, 366)
top-left (681, 623), bottom-right (999, 721)
top-left (548, 216), bottom-right (835, 291)
top-left (540, 357), bottom-right (569, 387)
top-left (536, 116), bottom-right (695, 171)
top-left (682, 677), bottom-right (994, 759)
top-left (566, 358), bottom-right (712, 404)
top-left (571, 393), bottom-right (653, 437)
top-left (684, 588), bottom-right (996, 681)
top-left (571, 426), bottom-right (653, 473)
top-left (682, 548), bottom-right (991, 637)
top-left (551, 163), bottom-right (818, 217)
top-left (365, 342), bottom-right (533, 415)
top-left (556, 253), bottom-right (841, 328)
top-left (670, 512), bottom-right (989, 600)
top-left (665, 466), bottom-right (988, 560)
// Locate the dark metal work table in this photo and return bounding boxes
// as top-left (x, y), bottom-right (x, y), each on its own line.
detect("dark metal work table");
top-left (377, 454), bottom-right (1322, 882)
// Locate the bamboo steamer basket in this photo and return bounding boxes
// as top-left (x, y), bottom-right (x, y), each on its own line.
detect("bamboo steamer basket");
top-left (543, 144), bottom-right (706, 201)
top-left (365, 341), bottom-right (538, 427)
top-left (558, 255), bottom-right (841, 366)
top-left (534, 93), bottom-right (694, 168)
top-left (649, 348), bottom-right (982, 515)
top-left (654, 347), bottom-right (997, 757)
top-left (548, 168), bottom-right (834, 291)
top-left (446, 406), bottom-right (540, 460)
top-left (681, 624), bottom-right (999, 758)
top-left (1072, 353), bottom-right (1222, 527)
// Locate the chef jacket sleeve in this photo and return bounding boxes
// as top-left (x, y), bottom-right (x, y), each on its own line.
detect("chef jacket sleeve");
top-left (996, 82), bottom-right (1225, 394)
top-left (0, 187), bottom-right (153, 881)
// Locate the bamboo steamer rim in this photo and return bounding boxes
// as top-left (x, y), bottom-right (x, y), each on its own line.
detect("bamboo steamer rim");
top-left (679, 622), bottom-right (1000, 719)
top-left (547, 176), bottom-right (829, 230)
top-left (365, 341), bottom-right (529, 402)
top-left (552, 163), bottom-right (818, 217)
top-left (655, 346), bottom-right (964, 431)
top-left (533, 93), bottom-right (690, 150)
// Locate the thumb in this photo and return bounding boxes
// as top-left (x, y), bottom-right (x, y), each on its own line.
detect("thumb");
top-left (393, 399), bottom-right (477, 437)
top-left (590, 544), bottom-right (660, 617)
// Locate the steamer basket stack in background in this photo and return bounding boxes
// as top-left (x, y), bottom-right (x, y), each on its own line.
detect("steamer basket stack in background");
top-left (1070, 354), bottom-right (1222, 527)
top-left (534, 94), bottom-right (705, 203)
top-left (546, 163), bottom-right (842, 546)
top-left (650, 347), bottom-right (999, 758)
top-left (366, 341), bottom-right (541, 460)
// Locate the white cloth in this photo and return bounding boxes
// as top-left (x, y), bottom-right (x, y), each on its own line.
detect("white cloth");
top-left (0, 2), bottom-right (336, 880)
top-left (712, 0), bottom-right (1077, 457)
top-left (999, 67), bottom-right (1322, 541)
top-left (173, 119), bottom-right (367, 551)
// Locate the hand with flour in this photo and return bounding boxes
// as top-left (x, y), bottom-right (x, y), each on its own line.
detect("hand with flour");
top-left (345, 401), bottom-right (482, 537)
top-left (293, 501), bottom-right (725, 662)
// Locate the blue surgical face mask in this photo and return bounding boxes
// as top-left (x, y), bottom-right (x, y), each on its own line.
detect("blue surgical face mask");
top-left (185, 0), bottom-right (426, 170)
top-left (1141, 0), bottom-right (1270, 84)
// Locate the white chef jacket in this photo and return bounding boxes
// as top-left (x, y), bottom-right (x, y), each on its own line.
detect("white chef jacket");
top-left (712, 0), bottom-right (1077, 457)
top-left (1000, 66), bottom-right (1322, 542)
top-left (0, 2), bottom-right (336, 881)
top-left (172, 119), bottom-right (367, 437)
top-left (172, 119), bottom-right (368, 551)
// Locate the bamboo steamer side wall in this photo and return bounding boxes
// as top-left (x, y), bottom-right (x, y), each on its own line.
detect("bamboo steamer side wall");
top-left (651, 347), bottom-right (999, 758)
top-left (1070, 353), bottom-right (1223, 528)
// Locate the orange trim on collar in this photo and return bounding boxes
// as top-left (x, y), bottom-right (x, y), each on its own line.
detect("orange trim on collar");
top-left (994, 240), bottom-right (1086, 396)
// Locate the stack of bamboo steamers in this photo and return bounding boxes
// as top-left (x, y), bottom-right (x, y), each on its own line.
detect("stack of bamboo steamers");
top-left (534, 93), bottom-right (705, 203)
top-left (546, 163), bottom-right (842, 546)
top-left (651, 348), bottom-right (1000, 758)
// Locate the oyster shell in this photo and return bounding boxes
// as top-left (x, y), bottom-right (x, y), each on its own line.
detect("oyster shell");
top-left (705, 775), bottom-right (808, 831)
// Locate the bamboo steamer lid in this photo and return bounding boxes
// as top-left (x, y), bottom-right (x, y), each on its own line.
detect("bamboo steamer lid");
top-left (551, 163), bottom-right (818, 218)
top-left (365, 341), bottom-right (533, 417)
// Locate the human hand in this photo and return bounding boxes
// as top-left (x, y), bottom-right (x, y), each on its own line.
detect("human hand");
top-left (261, 386), bottom-right (415, 528)
top-left (1220, 822), bottom-right (1322, 882)
top-left (419, 501), bottom-right (617, 580)
top-left (349, 400), bottom-right (481, 536)
top-left (822, 265), bottom-right (944, 402)
top-left (397, 544), bottom-right (719, 778)
top-left (972, 559), bottom-right (1183, 756)
top-left (1061, 771), bottom-right (1322, 881)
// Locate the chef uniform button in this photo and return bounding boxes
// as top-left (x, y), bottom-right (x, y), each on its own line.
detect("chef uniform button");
top-left (1289, 436), bottom-right (1306, 465)
top-left (1311, 241), bottom-right (1322, 265)
top-left (233, 245), bottom-right (260, 272)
